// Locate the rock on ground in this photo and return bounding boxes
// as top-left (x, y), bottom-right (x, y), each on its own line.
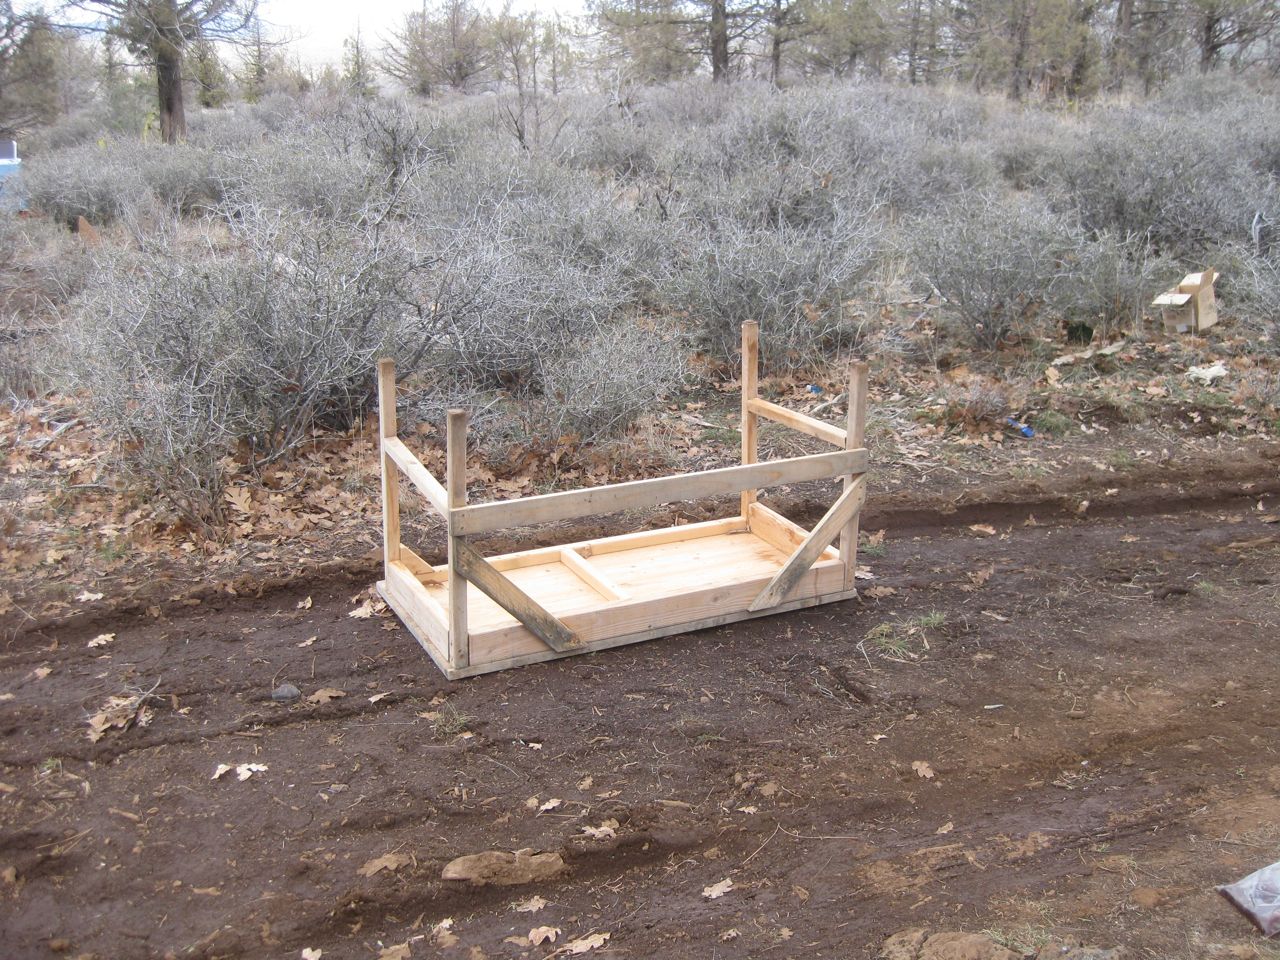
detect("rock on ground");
top-left (440, 848), bottom-right (567, 886)
top-left (881, 930), bottom-right (1127, 960)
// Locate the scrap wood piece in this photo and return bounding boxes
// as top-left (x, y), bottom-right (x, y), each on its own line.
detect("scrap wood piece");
top-left (452, 538), bottom-right (579, 652)
top-left (749, 475), bottom-right (868, 612)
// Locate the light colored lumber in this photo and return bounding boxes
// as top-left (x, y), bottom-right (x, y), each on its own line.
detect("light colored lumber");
top-left (400, 543), bottom-right (446, 583)
top-left (378, 580), bottom-right (451, 676)
top-left (748, 501), bottom-right (839, 560)
top-left (751, 474), bottom-right (868, 611)
top-left (382, 437), bottom-right (449, 515)
top-left (378, 359), bottom-right (401, 567)
top-left (740, 320), bottom-right (759, 516)
top-left (841, 360), bottom-right (869, 591)
top-left (747, 397), bottom-right (847, 447)
top-left (446, 410), bottom-right (469, 669)
top-left (469, 560), bottom-right (848, 667)
top-left (486, 517), bottom-right (748, 572)
top-left (451, 448), bottom-right (867, 537)
top-left (436, 586), bottom-right (859, 681)
top-left (385, 560), bottom-right (450, 646)
top-left (577, 517), bottom-right (746, 556)
top-left (452, 539), bottom-right (579, 653)
top-left (561, 548), bottom-right (628, 601)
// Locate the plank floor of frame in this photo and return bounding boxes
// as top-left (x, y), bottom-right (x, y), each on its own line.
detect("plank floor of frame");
top-left (407, 524), bottom-right (852, 674)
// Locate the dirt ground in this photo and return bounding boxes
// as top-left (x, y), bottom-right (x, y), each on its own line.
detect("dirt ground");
top-left (3, 465), bottom-right (1280, 959)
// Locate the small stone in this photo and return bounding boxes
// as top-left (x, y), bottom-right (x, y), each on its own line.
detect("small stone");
top-left (271, 683), bottom-right (301, 702)
top-left (881, 928), bottom-right (929, 959)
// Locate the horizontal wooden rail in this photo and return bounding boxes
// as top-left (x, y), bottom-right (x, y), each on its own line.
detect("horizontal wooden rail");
top-left (747, 398), bottom-right (846, 447)
top-left (383, 437), bottom-right (449, 515)
top-left (451, 448), bottom-right (867, 537)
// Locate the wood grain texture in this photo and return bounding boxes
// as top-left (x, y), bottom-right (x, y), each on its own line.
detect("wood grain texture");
top-left (382, 438), bottom-right (448, 515)
top-left (750, 474), bottom-right (867, 611)
top-left (446, 410), bottom-right (470, 668)
top-left (740, 320), bottom-right (759, 516)
top-left (453, 538), bottom-right (579, 653)
top-left (747, 397), bottom-right (847, 447)
top-left (377, 359), bottom-right (401, 566)
top-left (451, 448), bottom-right (867, 537)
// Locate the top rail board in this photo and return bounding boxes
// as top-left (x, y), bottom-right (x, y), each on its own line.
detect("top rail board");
top-left (450, 448), bottom-right (868, 537)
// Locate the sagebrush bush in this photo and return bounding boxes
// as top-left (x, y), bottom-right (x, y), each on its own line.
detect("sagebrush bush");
top-left (60, 208), bottom-right (421, 524)
top-left (901, 193), bottom-right (1074, 349)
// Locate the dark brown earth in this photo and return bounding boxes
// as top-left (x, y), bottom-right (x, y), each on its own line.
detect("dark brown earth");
top-left (2, 467), bottom-right (1280, 960)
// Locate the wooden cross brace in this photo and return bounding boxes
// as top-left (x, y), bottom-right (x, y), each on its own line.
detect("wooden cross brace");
top-left (748, 475), bottom-right (869, 612)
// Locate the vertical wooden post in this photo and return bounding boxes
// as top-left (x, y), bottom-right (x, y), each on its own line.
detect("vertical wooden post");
top-left (740, 321), bottom-right (760, 518)
top-left (446, 409), bottom-right (470, 670)
top-left (840, 360), bottom-right (869, 591)
top-left (377, 359), bottom-right (401, 570)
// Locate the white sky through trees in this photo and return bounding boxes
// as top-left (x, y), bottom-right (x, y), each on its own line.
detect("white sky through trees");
top-left (31, 0), bottom-right (587, 69)
top-left (260, 0), bottom-right (588, 66)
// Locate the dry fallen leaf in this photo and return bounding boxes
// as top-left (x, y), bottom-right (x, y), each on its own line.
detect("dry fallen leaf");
top-left (296, 596), bottom-right (313, 610)
top-left (378, 944), bottom-right (411, 960)
top-left (30, 666), bottom-right (51, 680)
top-left (538, 798), bottom-right (562, 813)
top-left (969, 524), bottom-right (997, 536)
top-left (936, 821), bottom-right (954, 835)
top-left (580, 818), bottom-right (619, 840)
top-left (864, 585), bottom-right (896, 599)
top-left (703, 878), bottom-right (734, 899)
top-left (307, 688), bottom-right (346, 705)
top-left (225, 486), bottom-right (253, 514)
top-left (528, 926), bottom-right (560, 946)
top-left (76, 590), bottom-right (104, 602)
top-left (563, 932), bottom-right (610, 954)
top-left (358, 852), bottom-right (412, 878)
top-left (297, 636), bottom-right (316, 647)
top-left (577, 775), bottom-right (594, 791)
top-left (301, 949), bottom-right (322, 960)
top-left (912, 760), bottom-right (936, 780)
top-left (87, 633), bottom-right (115, 648)
top-left (348, 599), bottom-right (376, 619)
top-left (514, 895), bottom-right (547, 914)
top-left (431, 919), bottom-right (458, 948)
top-left (212, 762), bottom-right (268, 782)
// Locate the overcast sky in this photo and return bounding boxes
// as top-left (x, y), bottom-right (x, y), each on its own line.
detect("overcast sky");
top-left (258, 0), bottom-right (588, 66)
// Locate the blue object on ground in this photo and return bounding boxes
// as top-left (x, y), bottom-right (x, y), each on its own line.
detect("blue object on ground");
top-left (1006, 417), bottom-right (1035, 438)
top-left (807, 384), bottom-right (823, 395)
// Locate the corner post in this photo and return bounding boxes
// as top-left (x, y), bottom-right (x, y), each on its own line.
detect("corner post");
top-left (840, 360), bottom-right (869, 591)
top-left (446, 409), bottom-right (470, 670)
top-left (377, 359), bottom-right (401, 571)
top-left (740, 320), bottom-right (760, 518)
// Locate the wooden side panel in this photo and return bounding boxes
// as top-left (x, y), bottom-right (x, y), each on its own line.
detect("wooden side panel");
top-left (748, 502), bottom-right (839, 560)
top-left (469, 557), bottom-right (847, 666)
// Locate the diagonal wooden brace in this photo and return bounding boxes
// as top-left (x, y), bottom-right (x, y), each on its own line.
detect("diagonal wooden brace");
top-left (451, 538), bottom-right (580, 652)
top-left (749, 475), bottom-right (868, 612)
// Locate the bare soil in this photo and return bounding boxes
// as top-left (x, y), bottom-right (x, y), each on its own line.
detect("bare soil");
top-left (2, 468), bottom-right (1280, 960)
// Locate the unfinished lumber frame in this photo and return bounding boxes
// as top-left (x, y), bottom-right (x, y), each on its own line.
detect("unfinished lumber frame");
top-left (375, 322), bottom-right (870, 679)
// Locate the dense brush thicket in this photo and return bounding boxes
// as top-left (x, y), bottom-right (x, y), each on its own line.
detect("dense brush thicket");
top-left (7, 75), bottom-right (1280, 524)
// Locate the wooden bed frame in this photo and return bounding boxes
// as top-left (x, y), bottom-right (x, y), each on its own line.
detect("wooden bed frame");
top-left (376, 321), bottom-right (870, 680)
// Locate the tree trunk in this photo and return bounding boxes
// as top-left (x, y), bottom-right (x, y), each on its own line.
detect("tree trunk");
top-left (156, 45), bottom-right (186, 144)
top-left (1199, 11), bottom-right (1219, 72)
top-left (1110, 0), bottom-right (1133, 89)
top-left (769, 0), bottom-right (783, 85)
top-left (710, 0), bottom-right (730, 81)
